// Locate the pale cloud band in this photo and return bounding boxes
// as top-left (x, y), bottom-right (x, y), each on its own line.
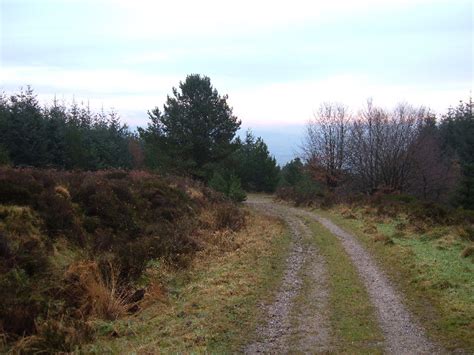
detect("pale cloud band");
top-left (1, 0), bottom-right (472, 128)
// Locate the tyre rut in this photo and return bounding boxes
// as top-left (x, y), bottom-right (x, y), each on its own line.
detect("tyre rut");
top-left (293, 206), bottom-right (442, 354)
top-left (245, 195), bottom-right (442, 354)
top-left (244, 198), bottom-right (332, 353)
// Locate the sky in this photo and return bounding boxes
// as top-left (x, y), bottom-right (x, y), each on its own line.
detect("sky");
top-left (1, 0), bottom-right (473, 164)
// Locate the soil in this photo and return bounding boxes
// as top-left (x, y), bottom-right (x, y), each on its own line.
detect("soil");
top-left (244, 198), bottom-right (332, 353)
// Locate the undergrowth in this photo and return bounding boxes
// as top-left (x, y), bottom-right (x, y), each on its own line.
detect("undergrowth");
top-left (81, 211), bottom-right (290, 352)
top-left (0, 167), bottom-right (246, 352)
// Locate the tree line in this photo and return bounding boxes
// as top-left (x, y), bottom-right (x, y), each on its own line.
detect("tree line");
top-left (1, 76), bottom-right (471, 208)
top-left (282, 99), bottom-right (473, 209)
top-left (0, 75), bottom-right (280, 199)
top-left (0, 87), bottom-right (133, 170)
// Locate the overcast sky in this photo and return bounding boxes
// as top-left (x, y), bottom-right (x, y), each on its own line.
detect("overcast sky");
top-left (1, 0), bottom-right (472, 132)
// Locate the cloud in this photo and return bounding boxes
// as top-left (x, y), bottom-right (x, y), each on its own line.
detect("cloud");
top-left (91, 0), bottom-right (444, 40)
top-left (0, 65), bottom-right (180, 95)
top-left (1, 64), bottom-right (469, 128)
top-left (1, 0), bottom-right (471, 129)
top-left (4, 0), bottom-right (440, 43)
top-left (229, 76), bottom-right (470, 126)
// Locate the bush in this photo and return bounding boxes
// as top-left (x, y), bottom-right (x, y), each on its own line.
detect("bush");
top-left (227, 174), bottom-right (246, 202)
top-left (0, 146), bottom-right (10, 166)
top-left (277, 174), bottom-right (325, 206)
top-left (208, 172), bottom-right (246, 202)
top-left (0, 268), bottom-right (47, 336)
top-left (215, 203), bottom-right (246, 231)
top-left (208, 171), bottom-right (228, 195)
top-left (0, 169), bottom-right (42, 205)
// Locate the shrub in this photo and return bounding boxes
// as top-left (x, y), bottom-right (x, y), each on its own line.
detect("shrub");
top-left (227, 174), bottom-right (246, 202)
top-left (459, 226), bottom-right (474, 242)
top-left (276, 174), bottom-right (325, 206)
top-left (385, 194), bottom-right (417, 204)
top-left (208, 171), bottom-right (228, 195)
top-left (36, 190), bottom-right (80, 238)
top-left (0, 268), bottom-right (46, 335)
top-left (0, 170), bottom-right (42, 205)
top-left (32, 318), bottom-right (93, 353)
top-left (215, 203), bottom-right (246, 231)
top-left (0, 206), bottom-right (49, 275)
top-left (208, 172), bottom-right (246, 202)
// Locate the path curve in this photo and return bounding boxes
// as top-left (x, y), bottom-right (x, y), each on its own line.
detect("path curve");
top-left (245, 195), bottom-right (442, 355)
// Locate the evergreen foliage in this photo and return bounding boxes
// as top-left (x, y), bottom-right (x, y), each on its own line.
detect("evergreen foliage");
top-left (277, 158), bottom-right (324, 205)
top-left (140, 74), bottom-right (241, 179)
top-left (0, 87), bottom-right (133, 170)
top-left (280, 157), bottom-right (304, 186)
top-left (232, 130), bottom-right (280, 193)
top-left (439, 99), bottom-right (474, 209)
top-left (208, 171), bottom-right (246, 202)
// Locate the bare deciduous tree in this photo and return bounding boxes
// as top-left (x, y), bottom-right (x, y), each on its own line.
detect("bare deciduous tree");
top-left (348, 101), bottom-right (430, 193)
top-left (302, 102), bottom-right (350, 189)
top-left (348, 99), bottom-right (387, 193)
top-left (301, 99), bottom-right (460, 199)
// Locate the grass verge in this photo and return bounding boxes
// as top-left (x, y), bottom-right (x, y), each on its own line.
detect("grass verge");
top-left (81, 209), bottom-right (291, 353)
top-left (317, 207), bottom-right (474, 352)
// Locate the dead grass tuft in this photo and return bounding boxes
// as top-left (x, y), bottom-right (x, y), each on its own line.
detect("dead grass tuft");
top-left (460, 245), bottom-right (474, 259)
top-left (54, 185), bottom-right (71, 200)
top-left (373, 233), bottom-right (394, 245)
top-left (362, 224), bottom-right (378, 234)
top-left (340, 206), bottom-right (357, 219)
top-left (187, 187), bottom-right (204, 200)
top-left (64, 261), bottom-right (129, 320)
top-left (458, 226), bottom-right (474, 242)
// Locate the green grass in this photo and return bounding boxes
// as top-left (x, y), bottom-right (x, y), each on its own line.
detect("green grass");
top-left (317, 207), bottom-right (474, 352)
top-left (301, 219), bottom-right (384, 353)
top-left (81, 211), bottom-right (291, 353)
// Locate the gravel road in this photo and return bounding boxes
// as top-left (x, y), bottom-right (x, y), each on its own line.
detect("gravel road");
top-left (244, 198), bottom-right (332, 353)
top-left (244, 195), bottom-right (442, 354)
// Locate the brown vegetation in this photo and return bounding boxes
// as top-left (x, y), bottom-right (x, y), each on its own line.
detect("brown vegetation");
top-left (0, 167), bottom-right (245, 352)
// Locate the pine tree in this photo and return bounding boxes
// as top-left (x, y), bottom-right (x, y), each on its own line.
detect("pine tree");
top-left (144, 74), bottom-right (241, 178)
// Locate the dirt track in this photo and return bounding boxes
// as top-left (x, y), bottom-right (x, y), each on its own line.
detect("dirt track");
top-left (244, 198), bottom-right (332, 353)
top-left (244, 195), bottom-right (441, 354)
